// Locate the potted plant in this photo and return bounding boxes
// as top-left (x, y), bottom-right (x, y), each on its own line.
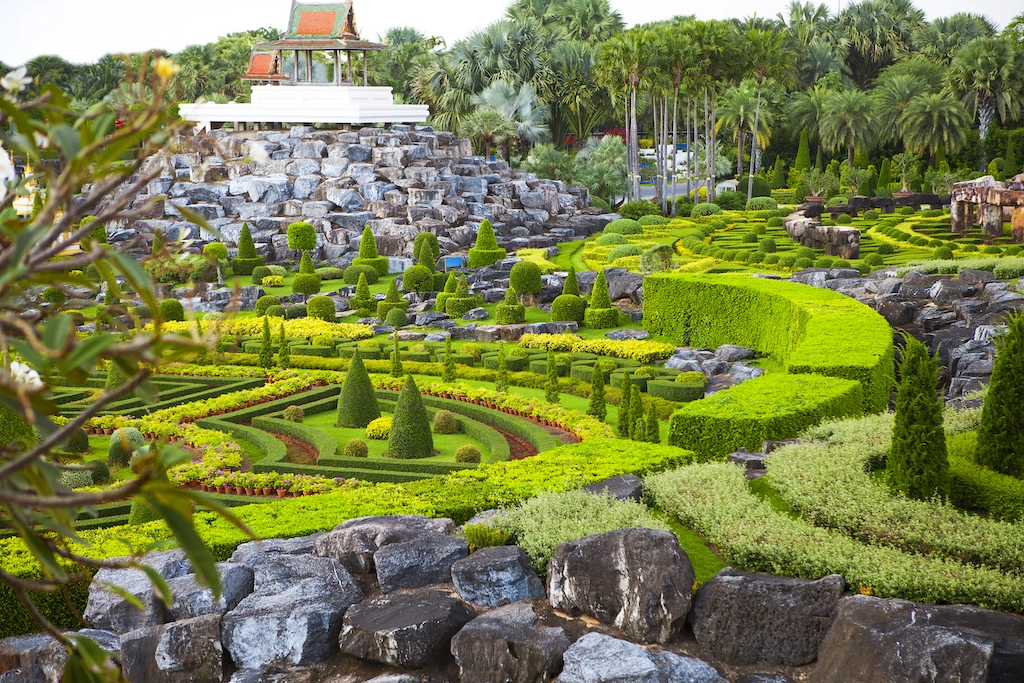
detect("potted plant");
top-left (802, 168), bottom-right (839, 203)
top-left (276, 478), bottom-right (291, 498)
top-left (891, 153), bottom-right (919, 197)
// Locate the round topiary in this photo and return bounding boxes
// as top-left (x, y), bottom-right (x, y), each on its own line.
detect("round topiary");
top-left (385, 307), bottom-right (408, 327)
top-left (157, 299), bottom-right (185, 322)
top-left (864, 209), bottom-right (880, 220)
top-left (607, 244), bottom-right (643, 263)
top-left (315, 266), bottom-right (345, 281)
top-left (767, 216), bottom-right (784, 227)
top-left (62, 427), bottom-right (90, 454)
top-left (282, 405), bottom-right (304, 423)
top-left (454, 445), bottom-right (481, 464)
top-left (366, 416), bottom-right (392, 440)
top-left (402, 265), bottom-right (434, 292)
top-left (813, 257), bottom-right (834, 268)
top-left (287, 221), bottom-right (317, 252)
top-left (266, 304), bottom-right (286, 318)
top-left (307, 296), bottom-right (336, 322)
top-left (836, 213), bottom-right (853, 225)
top-left (778, 255), bottom-right (797, 268)
top-left (899, 206), bottom-right (916, 215)
top-left (386, 375), bottom-right (433, 459)
top-left (343, 264), bottom-right (379, 285)
top-left (203, 242), bottom-right (229, 260)
top-left (691, 203), bottom-right (722, 218)
top-left (344, 438), bottom-right (369, 458)
top-left (603, 219), bottom-right (642, 235)
top-left (285, 304), bottom-right (307, 319)
top-left (864, 253), bottom-right (885, 266)
top-left (90, 460), bottom-right (110, 485)
top-left (292, 273), bottom-right (322, 297)
top-left (933, 247), bottom-right (954, 260)
top-left (745, 196), bottom-right (778, 211)
top-left (551, 294), bottom-right (585, 324)
top-left (758, 237), bottom-right (777, 253)
top-left (108, 428), bottom-right (145, 469)
top-left (833, 259), bottom-right (851, 268)
top-left (256, 295), bottom-right (281, 316)
top-left (251, 266), bottom-right (272, 285)
top-left (42, 286), bottom-right (66, 307)
top-left (794, 257), bottom-right (814, 269)
top-left (433, 410), bottom-right (458, 434)
top-left (961, 244), bottom-right (979, 253)
top-left (509, 261), bottom-right (543, 295)
top-left (637, 214), bottom-right (668, 226)
top-left (596, 233), bottom-right (629, 246)
top-left (877, 243), bottom-right (895, 255)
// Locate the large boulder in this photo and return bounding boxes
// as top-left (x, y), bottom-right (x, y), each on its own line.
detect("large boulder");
top-left (120, 614), bottom-right (223, 683)
top-left (166, 562), bottom-right (254, 621)
top-left (313, 515), bottom-right (455, 573)
top-left (451, 603), bottom-right (569, 683)
top-left (812, 595), bottom-right (1024, 683)
top-left (451, 545), bottom-right (545, 607)
top-left (228, 534), bottom-right (323, 569)
top-left (83, 549), bottom-right (192, 634)
top-left (556, 633), bottom-right (725, 683)
top-left (691, 569), bottom-right (845, 667)
top-left (373, 534), bottom-right (468, 593)
top-left (338, 590), bottom-right (474, 669)
top-left (548, 528), bottom-right (695, 644)
top-left (0, 630), bottom-right (119, 683)
top-left (220, 554), bottom-right (363, 671)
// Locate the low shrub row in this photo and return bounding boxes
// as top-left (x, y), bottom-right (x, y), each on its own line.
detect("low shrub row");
top-left (517, 333), bottom-right (677, 363)
top-left (153, 318), bottom-right (374, 343)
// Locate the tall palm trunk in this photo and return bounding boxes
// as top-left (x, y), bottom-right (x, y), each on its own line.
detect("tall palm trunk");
top-left (737, 130), bottom-right (744, 178)
top-left (848, 143), bottom-right (855, 171)
top-left (710, 89), bottom-right (718, 201)
top-left (671, 87), bottom-right (679, 218)
top-left (631, 84), bottom-right (640, 202)
top-left (704, 88), bottom-right (711, 203)
top-left (747, 82), bottom-right (763, 201)
top-left (653, 95), bottom-right (661, 208)
top-left (623, 95), bottom-right (632, 202)
top-left (978, 96), bottom-right (994, 169)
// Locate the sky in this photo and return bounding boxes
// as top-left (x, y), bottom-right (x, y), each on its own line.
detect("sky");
top-left (0, 0), bottom-right (1017, 66)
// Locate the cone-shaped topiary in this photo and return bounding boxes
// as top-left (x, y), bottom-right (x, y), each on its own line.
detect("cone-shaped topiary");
top-left (435, 272), bottom-right (459, 311)
top-left (349, 272), bottom-right (376, 317)
top-left (232, 223), bottom-right (265, 275)
top-left (496, 286), bottom-right (526, 324)
top-left (442, 336), bottom-right (457, 383)
top-left (629, 384), bottom-right (644, 441)
top-left (496, 343), bottom-right (509, 393)
top-left (413, 231), bottom-right (440, 272)
top-left (287, 221), bottom-right (317, 252)
top-left (278, 323), bottom-right (290, 368)
top-left (387, 375), bottom-right (434, 459)
top-left (795, 130), bottom-right (811, 171)
top-left (444, 275), bottom-right (476, 317)
top-left (587, 365), bottom-right (606, 420)
top-left (590, 269), bottom-right (611, 309)
top-left (299, 250), bottom-right (316, 274)
top-left (391, 334), bottom-right (404, 378)
top-left (353, 226), bottom-right (389, 276)
top-left (617, 372), bottom-right (632, 437)
top-left (545, 350), bottom-right (560, 404)
top-left (976, 312), bottom-right (1024, 477)
top-left (562, 266), bottom-right (580, 296)
top-left (645, 401), bottom-right (660, 443)
top-left (378, 278), bottom-right (409, 319)
top-left (888, 334), bottom-right (949, 499)
top-left (336, 349), bottom-right (381, 428)
top-left (259, 316), bottom-right (274, 369)
top-left (105, 361), bottom-right (127, 392)
top-left (468, 219), bottom-right (507, 267)
top-left (584, 270), bottom-right (618, 328)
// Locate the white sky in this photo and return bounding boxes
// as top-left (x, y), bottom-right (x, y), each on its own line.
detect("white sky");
top-left (0, 0), bottom-right (1015, 66)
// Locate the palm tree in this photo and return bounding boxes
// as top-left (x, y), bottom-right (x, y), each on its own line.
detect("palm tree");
top-left (911, 13), bottom-right (996, 64)
top-left (596, 28), bottom-right (651, 201)
top-left (790, 83), bottom-right (832, 162)
top-left (820, 88), bottom-right (875, 169)
top-left (546, 0), bottom-right (624, 43)
top-left (947, 37), bottom-right (1024, 167)
top-left (871, 73), bottom-right (930, 146)
top-left (777, 1), bottom-right (835, 46)
top-left (743, 28), bottom-right (791, 200)
top-left (718, 83), bottom-right (760, 177)
top-left (900, 93), bottom-right (971, 166)
top-left (474, 80), bottom-right (551, 156)
top-left (547, 40), bottom-right (608, 147)
top-left (799, 39), bottom-right (849, 86)
top-left (459, 108), bottom-right (517, 160)
top-left (839, 0), bottom-right (924, 87)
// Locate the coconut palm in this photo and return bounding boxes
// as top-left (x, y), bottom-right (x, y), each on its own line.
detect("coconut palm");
top-left (742, 28), bottom-right (791, 199)
top-left (947, 37), bottom-right (1024, 167)
top-left (871, 73), bottom-right (930, 145)
top-left (820, 88), bottom-right (876, 169)
top-left (900, 93), bottom-right (971, 166)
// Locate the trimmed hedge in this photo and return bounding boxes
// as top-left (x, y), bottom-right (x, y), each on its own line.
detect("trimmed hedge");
top-left (643, 274), bottom-right (893, 413)
top-left (647, 379), bottom-right (704, 403)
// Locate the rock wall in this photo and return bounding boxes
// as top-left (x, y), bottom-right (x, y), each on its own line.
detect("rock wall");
top-left (783, 206), bottom-right (860, 259)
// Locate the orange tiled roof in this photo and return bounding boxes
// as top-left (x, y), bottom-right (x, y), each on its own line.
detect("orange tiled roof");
top-left (296, 10), bottom-right (337, 35)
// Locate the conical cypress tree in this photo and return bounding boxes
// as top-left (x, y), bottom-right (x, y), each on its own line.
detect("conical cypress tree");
top-left (387, 375), bottom-right (434, 459)
top-left (617, 372), bottom-right (632, 437)
top-left (455, 275), bottom-right (470, 298)
top-left (358, 225), bottom-right (379, 259)
top-left (336, 348), bottom-right (380, 428)
top-left (258, 316), bottom-right (274, 369)
top-left (878, 158), bottom-right (891, 189)
top-left (770, 156), bottom-right (786, 189)
top-left (475, 219), bottom-right (499, 250)
top-left (442, 336), bottom-right (456, 383)
top-left (350, 272), bottom-right (375, 316)
top-left (814, 146), bottom-right (823, 171)
top-left (563, 267), bottom-right (580, 296)
top-left (795, 130), bottom-right (811, 171)
top-left (418, 248), bottom-right (435, 271)
top-left (391, 334), bottom-right (404, 378)
top-left (587, 365), bottom-right (606, 420)
top-left (629, 385), bottom-right (644, 441)
top-left (496, 343), bottom-right (509, 393)
top-left (299, 251), bottom-right (315, 274)
top-left (238, 223), bottom-right (257, 259)
top-left (887, 334), bottom-right (949, 500)
top-left (439, 273), bottom-right (457, 294)
top-left (277, 323), bottom-right (290, 369)
top-left (976, 312), bottom-right (1024, 477)
top-left (645, 402), bottom-right (660, 443)
top-left (414, 232), bottom-right (440, 272)
top-left (591, 270), bottom-right (611, 309)
top-left (1005, 136), bottom-right (1019, 177)
top-left (545, 350), bottom-right (560, 404)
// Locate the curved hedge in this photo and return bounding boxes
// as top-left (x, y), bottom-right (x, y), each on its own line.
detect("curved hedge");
top-left (643, 274), bottom-right (894, 413)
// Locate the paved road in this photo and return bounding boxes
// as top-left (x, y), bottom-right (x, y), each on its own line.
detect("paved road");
top-left (638, 181), bottom-right (693, 201)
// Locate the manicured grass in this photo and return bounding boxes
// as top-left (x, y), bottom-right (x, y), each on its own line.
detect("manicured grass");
top-left (747, 476), bottom-right (799, 519)
top-left (653, 513), bottom-right (727, 586)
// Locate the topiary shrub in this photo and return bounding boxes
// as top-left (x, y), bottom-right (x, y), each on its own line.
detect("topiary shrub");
top-left (961, 244), bottom-right (979, 253)
top-left (607, 244), bottom-right (643, 263)
top-left (778, 255), bottom-right (797, 268)
top-left (352, 225), bottom-right (389, 276)
top-left (285, 304), bottom-right (307, 319)
top-left (377, 279), bottom-right (410, 320)
top-left (433, 409), bottom-right (458, 434)
top-left (385, 307), bottom-right (408, 327)
top-left (435, 272), bottom-right (459, 312)
top-left (287, 221), bottom-right (317, 252)
top-left (349, 272), bottom-right (376, 317)
top-left (742, 232), bottom-right (759, 244)
top-left (455, 445), bottom-right (481, 463)
top-left (864, 209), bottom-right (880, 220)
top-left (864, 253), bottom-right (884, 266)
top-left (497, 286), bottom-right (526, 324)
top-left (402, 264), bottom-right (434, 292)
top-left (767, 216), bottom-right (784, 227)
top-left (691, 203), bottom-right (722, 218)
top-left (510, 261), bottom-right (543, 295)
top-left (899, 206), bottom-right (916, 215)
top-left (336, 348), bottom-right (381, 428)
top-left (933, 247), bottom-right (954, 260)
top-left (90, 460), bottom-right (110, 485)
top-left (877, 243), bottom-right (895, 255)
top-left (231, 223), bottom-right (265, 275)
top-left (603, 219), bottom-right (642, 235)
top-left (292, 273), bottom-right (321, 298)
top-left (745, 196), bottom-right (778, 211)
top-left (757, 238), bottom-right (777, 253)
top-left (468, 219), bottom-right (507, 267)
top-left (203, 242), bottom-right (228, 261)
top-left (157, 299), bottom-right (185, 322)
top-left (261, 275), bottom-right (284, 287)
top-left (62, 427), bottom-right (90, 454)
top-left (42, 286), bottom-right (66, 307)
top-left (343, 264), bottom-right (379, 285)
top-left (551, 294), bottom-right (585, 324)
top-left (108, 428), bottom-right (145, 469)
top-left (793, 257), bottom-right (814, 269)
top-left (413, 231), bottom-right (441, 271)
top-left (584, 270), bottom-right (618, 328)
top-left (282, 405), bottom-right (304, 423)
top-left (596, 233), bottom-right (629, 246)
top-left (365, 416), bottom-right (393, 440)
top-left (814, 257), bottom-right (834, 268)
top-left (976, 311), bottom-right (1024, 477)
top-left (307, 296), bottom-right (336, 322)
top-left (344, 438), bottom-right (369, 458)
top-left (836, 213), bottom-right (853, 225)
top-left (265, 304), bottom-right (286, 317)
top-left (298, 251), bottom-right (316, 275)
top-left (386, 375), bottom-right (434, 459)
top-left (617, 200), bottom-right (661, 221)
top-left (315, 266), bottom-right (345, 281)
top-left (714, 191), bottom-right (746, 211)
top-left (251, 266), bottom-right (272, 285)
top-left (637, 214), bottom-right (668, 226)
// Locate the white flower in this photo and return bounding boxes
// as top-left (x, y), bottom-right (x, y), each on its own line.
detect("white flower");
top-left (0, 143), bottom-right (15, 204)
top-left (247, 142), bottom-right (270, 165)
top-left (9, 361), bottom-right (43, 389)
top-left (33, 132), bottom-right (50, 150)
top-left (0, 66), bottom-right (32, 95)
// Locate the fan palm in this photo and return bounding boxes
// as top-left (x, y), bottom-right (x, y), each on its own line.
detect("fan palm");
top-left (546, 0), bottom-right (624, 43)
top-left (911, 13), bottom-right (996, 64)
top-left (900, 93), bottom-right (971, 166)
top-left (839, 0), bottom-right (924, 87)
top-left (474, 80), bottom-right (551, 154)
top-left (459, 108), bottom-right (517, 160)
top-left (820, 88), bottom-right (876, 169)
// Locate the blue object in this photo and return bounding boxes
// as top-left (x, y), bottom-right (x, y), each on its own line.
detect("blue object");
top-left (444, 256), bottom-right (466, 270)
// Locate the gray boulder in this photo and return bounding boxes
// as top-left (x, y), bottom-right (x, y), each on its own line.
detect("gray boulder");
top-left (338, 590), bottom-right (474, 669)
top-left (735, 676), bottom-right (797, 683)
top-left (812, 595), bottom-right (1024, 683)
top-left (120, 614), bottom-right (223, 683)
top-left (556, 633), bottom-right (725, 683)
top-left (228, 534), bottom-right (323, 569)
top-left (548, 528), bottom-right (695, 644)
top-left (373, 534), bottom-right (468, 593)
top-left (451, 546), bottom-right (545, 607)
top-left (451, 603), bottom-right (569, 683)
top-left (0, 630), bottom-right (119, 683)
top-left (313, 515), bottom-right (456, 573)
top-left (83, 549), bottom-right (192, 634)
top-left (580, 474), bottom-right (643, 502)
top-left (166, 562), bottom-right (254, 621)
top-left (220, 554), bottom-right (363, 670)
top-left (715, 344), bottom-right (755, 362)
top-left (605, 329), bottom-right (650, 341)
top-left (691, 569), bottom-right (845, 666)
top-left (462, 307), bottom-right (490, 321)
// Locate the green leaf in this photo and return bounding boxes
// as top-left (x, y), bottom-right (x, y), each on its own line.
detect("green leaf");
top-left (51, 124), bottom-right (82, 160)
top-left (41, 315), bottom-right (74, 352)
top-left (140, 564), bottom-right (174, 607)
top-left (108, 251), bottom-right (156, 309)
top-left (62, 334), bottom-right (117, 373)
top-left (148, 498), bottom-right (222, 598)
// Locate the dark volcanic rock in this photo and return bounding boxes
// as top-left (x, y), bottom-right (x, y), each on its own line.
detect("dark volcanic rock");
top-left (691, 569), bottom-right (845, 666)
top-left (313, 515), bottom-right (456, 572)
top-left (548, 528), bottom-right (695, 644)
top-left (83, 549), bottom-right (192, 634)
top-left (121, 614), bottom-right (223, 683)
top-left (373, 534), bottom-right (468, 593)
top-left (451, 603), bottom-right (569, 683)
top-left (451, 545), bottom-right (545, 607)
top-left (580, 474), bottom-right (644, 501)
top-left (166, 562), bottom-right (254, 620)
